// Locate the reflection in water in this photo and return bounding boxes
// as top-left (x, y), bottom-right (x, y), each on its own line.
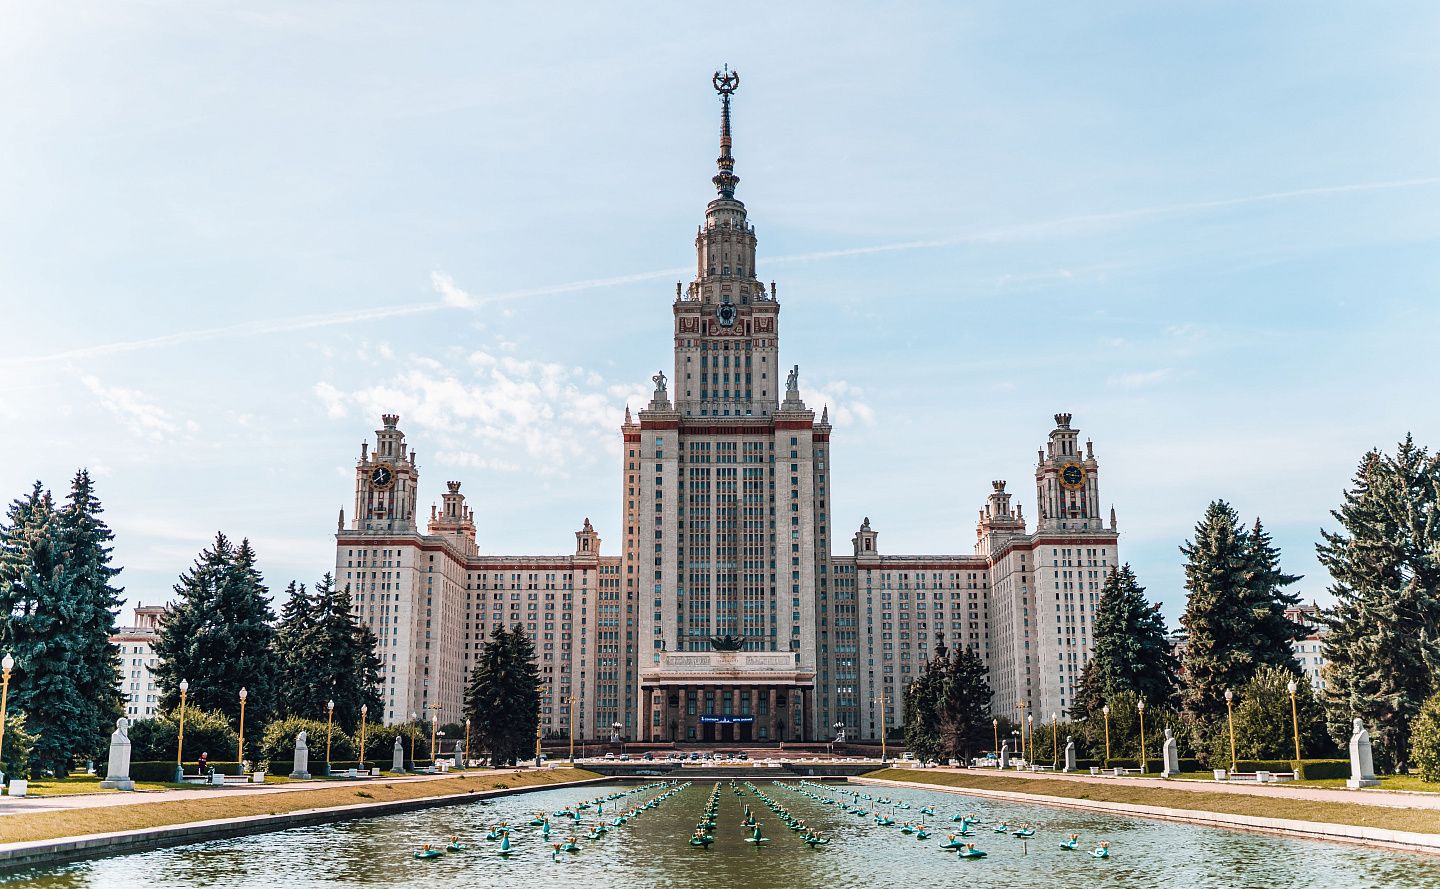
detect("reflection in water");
top-left (5, 779), bottom-right (1440, 889)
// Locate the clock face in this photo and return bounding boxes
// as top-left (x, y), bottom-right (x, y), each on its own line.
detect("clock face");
top-left (370, 465), bottom-right (395, 489)
top-left (1059, 463), bottom-right (1085, 491)
top-left (716, 301), bottom-right (737, 328)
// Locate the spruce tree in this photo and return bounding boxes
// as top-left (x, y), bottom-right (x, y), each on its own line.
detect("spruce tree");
top-left (1077, 565), bottom-right (1179, 718)
top-left (0, 484), bottom-right (91, 776)
top-left (152, 534), bottom-right (280, 730)
top-left (1243, 519), bottom-right (1306, 671)
top-left (1317, 439), bottom-right (1440, 771)
top-left (274, 581), bottom-right (316, 720)
top-left (57, 470), bottom-right (125, 751)
top-left (464, 625), bottom-right (540, 766)
top-left (280, 575), bottom-right (382, 733)
top-left (1179, 501), bottom-right (1300, 724)
top-left (903, 637), bottom-right (993, 763)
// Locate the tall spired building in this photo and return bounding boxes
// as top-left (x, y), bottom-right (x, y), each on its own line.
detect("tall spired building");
top-left (624, 68), bottom-right (828, 742)
top-left (333, 69), bottom-right (1121, 745)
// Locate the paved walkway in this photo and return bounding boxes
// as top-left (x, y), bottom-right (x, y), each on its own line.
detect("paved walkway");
top-left (917, 766), bottom-right (1440, 811)
top-left (0, 769), bottom-right (529, 818)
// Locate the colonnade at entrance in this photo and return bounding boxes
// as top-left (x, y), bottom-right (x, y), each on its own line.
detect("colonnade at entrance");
top-left (641, 683), bottom-right (814, 743)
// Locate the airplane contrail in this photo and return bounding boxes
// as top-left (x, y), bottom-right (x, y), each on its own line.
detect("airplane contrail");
top-left (9, 175), bottom-right (1436, 367)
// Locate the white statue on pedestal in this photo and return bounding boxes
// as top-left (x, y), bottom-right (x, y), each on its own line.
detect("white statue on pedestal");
top-left (290, 729), bottom-right (311, 780)
top-left (100, 717), bottom-right (135, 791)
top-left (393, 737), bottom-right (405, 772)
top-left (1161, 728), bottom-right (1180, 777)
top-left (1063, 736), bottom-right (1076, 772)
top-left (1347, 718), bottom-right (1379, 788)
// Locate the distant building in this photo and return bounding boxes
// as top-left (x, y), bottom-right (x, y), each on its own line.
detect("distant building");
top-left (111, 604), bottom-right (165, 719)
top-left (331, 73), bottom-right (1121, 740)
top-left (1288, 603), bottom-right (1326, 690)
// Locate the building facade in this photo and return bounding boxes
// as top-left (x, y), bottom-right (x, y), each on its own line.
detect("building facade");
top-left (333, 72), bottom-right (1120, 743)
top-left (111, 604), bottom-right (166, 720)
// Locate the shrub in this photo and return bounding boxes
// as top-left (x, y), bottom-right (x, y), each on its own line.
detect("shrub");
top-left (360, 722), bottom-right (431, 766)
top-left (129, 708), bottom-right (238, 762)
top-left (261, 716), bottom-right (356, 766)
top-left (1410, 692), bottom-right (1440, 782)
top-left (1295, 759), bottom-right (1350, 781)
top-left (1, 712), bottom-right (36, 780)
top-left (1230, 666), bottom-right (1331, 761)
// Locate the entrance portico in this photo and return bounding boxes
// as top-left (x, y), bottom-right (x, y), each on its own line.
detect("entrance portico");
top-left (640, 651), bottom-right (816, 743)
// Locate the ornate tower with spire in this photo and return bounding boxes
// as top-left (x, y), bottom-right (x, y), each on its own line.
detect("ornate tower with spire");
top-left (671, 67), bottom-right (781, 419)
top-left (627, 68), bottom-right (828, 746)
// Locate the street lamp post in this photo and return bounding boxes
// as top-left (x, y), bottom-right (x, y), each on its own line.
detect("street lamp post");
top-left (429, 703), bottom-right (441, 768)
top-left (992, 718), bottom-right (999, 761)
top-left (567, 695), bottom-right (575, 764)
top-left (535, 686), bottom-right (547, 765)
top-left (325, 700), bottom-right (335, 774)
top-left (463, 716), bottom-right (470, 768)
top-left (1016, 701), bottom-right (1028, 763)
top-left (1027, 714), bottom-right (1034, 766)
top-left (237, 687), bottom-right (248, 769)
top-left (0, 653), bottom-right (14, 778)
top-left (1224, 689), bottom-right (1237, 772)
top-left (359, 704), bottom-right (368, 771)
top-left (1102, 704), bottom-right (1111, 762)
top-left (409, 711), bottom-right (418, 770)
top-left (1137, 698), bottom-right (1147, 774)
top-left (874, 686), bottom-right (888, 763)
top-left (1287, 680), bottom-right (1302, 762)
top-left (1051, 712), bottom-right (1058, 767)
top-left (175, 679), bottom-right (190, 783)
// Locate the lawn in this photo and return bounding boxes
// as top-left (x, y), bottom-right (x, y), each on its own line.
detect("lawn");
top-left (865, 768), bottom-right (1440, 835)
top-left (16, 776), bottom-right (182, 797)
top-left (2, 768), bottom-right (600, 844)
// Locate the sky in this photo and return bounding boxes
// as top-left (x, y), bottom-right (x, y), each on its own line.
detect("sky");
top-left (2, 2), bottom-right (1437, 624)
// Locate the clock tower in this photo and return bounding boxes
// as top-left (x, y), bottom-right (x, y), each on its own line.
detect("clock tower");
top-left (671, 66), bottom-right (781, 419)
top-left (352, 413), bottom-right (419, 533)
top-left (1035, 412), bottom-right (1104, 532)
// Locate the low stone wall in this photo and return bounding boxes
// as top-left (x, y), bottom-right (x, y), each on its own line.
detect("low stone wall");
top-left (854, 774), bottom-right (1440, 856)
top-left (0, 775), bottom-right (610, 872)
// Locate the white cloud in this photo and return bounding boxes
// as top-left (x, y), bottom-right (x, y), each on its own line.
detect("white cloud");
top-left (805, 379), bottom-right (877, 427)
top-left (313, 381), bottom-right (347, 418)
top-left (80, 374), bottom-right (188, 441)
top-left (431, 271), bottom-right (476, 308)
top-left (316, 348), bottom-right (635, 478)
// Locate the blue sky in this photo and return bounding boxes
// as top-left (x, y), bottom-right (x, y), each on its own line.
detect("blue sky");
top-left (3, 2), bottom-right (1437, 623)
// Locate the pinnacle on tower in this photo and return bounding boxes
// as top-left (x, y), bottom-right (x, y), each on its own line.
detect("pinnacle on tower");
top-left (711, 65), bottom-right (740, 198)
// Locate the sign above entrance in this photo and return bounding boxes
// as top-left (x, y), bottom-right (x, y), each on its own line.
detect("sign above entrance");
top-left (699, 715), bottom-right (755, 724)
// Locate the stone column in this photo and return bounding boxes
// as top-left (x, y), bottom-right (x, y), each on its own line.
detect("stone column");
top-left (100, 717), bottom-right (135, 791)
top-left (768, 687), bottom-right (778, 742)
top-left (750, 687), bottom-right (760, 741)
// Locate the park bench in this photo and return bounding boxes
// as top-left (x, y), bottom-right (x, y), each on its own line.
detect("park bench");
top-left (1109, 767), bottom-right (1144, 777)
top-left (1227, 770), bottom-right (1296, 784)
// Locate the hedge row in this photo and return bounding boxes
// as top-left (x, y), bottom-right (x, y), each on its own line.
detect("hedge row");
top-left (116, 760), bottom-right (246, 782)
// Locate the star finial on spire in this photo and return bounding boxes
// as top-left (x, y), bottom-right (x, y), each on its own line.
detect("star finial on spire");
top-left (712, 65), bottom-right (740, 198)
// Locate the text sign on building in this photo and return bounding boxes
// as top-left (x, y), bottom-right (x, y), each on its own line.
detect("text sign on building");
top-left (699, 715), bottom-right (755, 724)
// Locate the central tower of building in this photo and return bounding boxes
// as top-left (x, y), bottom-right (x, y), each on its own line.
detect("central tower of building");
top-left (625, 68), bottom-right (829, 743)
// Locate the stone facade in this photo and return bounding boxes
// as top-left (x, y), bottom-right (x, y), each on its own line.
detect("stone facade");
top-left (110, 605), bottom-right (165, 720)
top-left (331, 73), bottom-right (1121, 742)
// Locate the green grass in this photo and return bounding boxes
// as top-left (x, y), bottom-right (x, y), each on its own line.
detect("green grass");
top-left (3, 768), bottom-right (601, 844)
top-left (865, 768), bottom-right (1440, 835)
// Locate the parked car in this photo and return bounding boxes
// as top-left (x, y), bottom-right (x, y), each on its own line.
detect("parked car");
top-left (604, 753), bottom-right (616, 760)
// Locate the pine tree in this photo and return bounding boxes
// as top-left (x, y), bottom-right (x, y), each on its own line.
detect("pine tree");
top-left (903, 636), bottom-right (993, 763)
top-left (464, 625), bottom-right (540, 766)
top-left (274, 581), bottom-right (316, 720)
top-left (0, 484), bottom-right (91, 776)
top-left (288, 575), bottom-right (382, 734)
top-left (152, 534), bottom-right (280, 731)
top-left (1180, 501), bottom-right (1300, 724)
top-left (1077, 564), bottom-right (1179, 719)
top-left (57, 470), bottom-right (126, 752)
top-left (1317, 439), bottom-right (1440, 772)
top-left (1243, 519), bottom-right (1306, 671)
